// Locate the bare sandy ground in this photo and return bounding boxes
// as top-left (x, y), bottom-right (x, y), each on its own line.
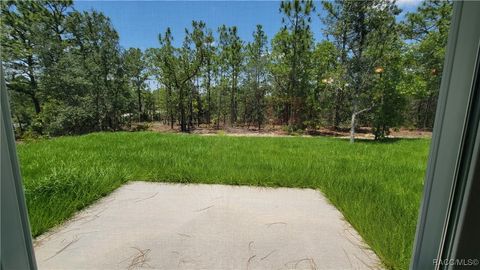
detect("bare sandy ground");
top-left (34, 182), bottom-right (382, 270)
top-left (146, 122), bottom-right (431, 139)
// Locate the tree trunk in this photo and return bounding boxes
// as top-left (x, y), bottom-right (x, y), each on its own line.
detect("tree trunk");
top-left (230, 73), bottom-right (237, 126)
top-left (95, 90), bottom-right (101, 130)
top-left (217, 86), bottom-right (222, 130)
top-left (207, 77), bottom-right (211, 125)
top-left (31, 94), bottom-right (41, 114)
top-left (26, 56), bottom-right (41, 114)
top-left (167, 86), bottom-right (174, 129)
top-left (350, 112), bottom-right (356, 144)
top-left (284, 102), bottom-right (290, 125)
top-left (179, 86), bottom-right (186, 132)
top-left (333, 87), bottom-right (341, 130)
top-left (188, 87), bottom-right (193, 131)
top-left (137, 86), bottom-right (142, 122)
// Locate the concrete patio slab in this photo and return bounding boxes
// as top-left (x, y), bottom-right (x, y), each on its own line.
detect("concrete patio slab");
top-left (34, 182), bottom-right (382, 269)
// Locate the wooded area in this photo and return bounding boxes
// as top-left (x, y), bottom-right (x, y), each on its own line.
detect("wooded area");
top-left (1, 0), bottom-right (452, 141)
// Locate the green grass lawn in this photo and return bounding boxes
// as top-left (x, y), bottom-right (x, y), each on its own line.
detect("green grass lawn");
top-left (18, 132), bottom-right (430, 269)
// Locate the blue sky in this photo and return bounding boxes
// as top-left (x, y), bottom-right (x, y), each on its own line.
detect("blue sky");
top-left (74, 0), bottom-right (421, 50)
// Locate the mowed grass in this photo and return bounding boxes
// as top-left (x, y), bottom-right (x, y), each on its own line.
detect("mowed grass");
top-left (17, 132), bottom-right (430, 269)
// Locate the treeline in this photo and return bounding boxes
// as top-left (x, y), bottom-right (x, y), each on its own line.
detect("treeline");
top-left (1, 0), bottom-right (452, 141)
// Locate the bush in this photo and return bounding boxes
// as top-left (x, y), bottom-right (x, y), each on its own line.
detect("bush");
top-left (38, 100), bottom-right (96, 136)
top-left (131, 122), bottom-right (151, 131)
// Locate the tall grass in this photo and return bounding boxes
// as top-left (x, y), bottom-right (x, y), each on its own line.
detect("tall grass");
top-left (17, 132), bottom-right (430, 269)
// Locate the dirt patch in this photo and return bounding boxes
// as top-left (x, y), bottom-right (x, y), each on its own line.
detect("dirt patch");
top-left (147, 122), bottom-right (431, 139)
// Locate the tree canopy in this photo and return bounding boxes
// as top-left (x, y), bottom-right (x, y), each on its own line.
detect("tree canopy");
top-left (1, 0), bottom-right (453, 140)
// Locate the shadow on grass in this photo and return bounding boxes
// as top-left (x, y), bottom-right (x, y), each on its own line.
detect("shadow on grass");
top-left (336, 137), bottom-right (427, 144)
